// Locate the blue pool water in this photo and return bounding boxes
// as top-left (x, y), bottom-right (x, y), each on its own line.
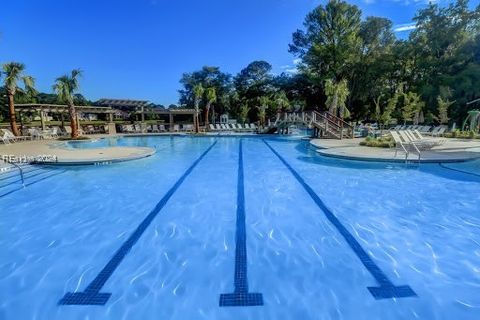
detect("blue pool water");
top-left (1, 136), bottom-right (480, 319)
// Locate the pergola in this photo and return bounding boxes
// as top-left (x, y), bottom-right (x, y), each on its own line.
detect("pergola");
top-left (14, 100), bottom-right (198, 134)
top-left (133, 108), bottom-right (196, 131)
top-left (15, 103), bottom-right (115, 130)
top-left (97, 98), bottom-right (196, 131)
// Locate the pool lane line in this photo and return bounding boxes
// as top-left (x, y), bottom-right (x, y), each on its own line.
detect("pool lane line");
top-left (59, 141), bottom-right (218, 306)
top-left (219, 139), bottom-right (264, 307)
top-left (263, 140), bottom-right (417, 300)
top-left (219, 139), bottom-right (263, 307)
top-left (438, 163), bottom-right (480, 178)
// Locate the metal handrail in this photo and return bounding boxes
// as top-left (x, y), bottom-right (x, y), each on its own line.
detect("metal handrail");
top-left (2, 160), bottom-right (25, 186)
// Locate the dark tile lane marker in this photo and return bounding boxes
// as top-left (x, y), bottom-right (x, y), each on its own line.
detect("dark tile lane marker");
top-left (263, 140), bottom-right (417, 300)
top-left (219, 140), bottom-right (264, 307)
top-left (59, 141), bottom-right (218, 306)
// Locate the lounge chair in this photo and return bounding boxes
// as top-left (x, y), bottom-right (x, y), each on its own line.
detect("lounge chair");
top-left (398, 130), bottom-right (434, 150)
top-left (0, 130), bottom-right (13, 144)
top-left (220, 124), bottom-right (228, 130)
top-left (250, 123), bottom-right (258, 130)
top-left (419, 126), bottom-right (433, 133)
top-left (390, 131), bottom-right (421, 159)
top-left (3, 128), bottom-right (32, 141)
top-left (28, 128), bottom-right (45, 140)
top-left (215, 124), bottom-right (222, 131)
top-left (125, 124), bottom-right (135, 133)
top-left (209, 124), bottom-right (216, 131)
top-left (432, 126), bottom-right (446, 137)
top-left (159, 125), bottom-right (166, 132)
top-left (173, 124), bottom-right (180, 132)
top-left (413, 130), bottom-right (446, 146)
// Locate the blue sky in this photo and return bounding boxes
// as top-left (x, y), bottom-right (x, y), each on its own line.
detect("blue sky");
top-left (1, 0), bottom-right (477, 105)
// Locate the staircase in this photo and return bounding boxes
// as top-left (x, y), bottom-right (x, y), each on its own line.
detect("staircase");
top-left (274, 111), bottom-right (354, 139)
top-left (0, 163), bottom-right (65, 198)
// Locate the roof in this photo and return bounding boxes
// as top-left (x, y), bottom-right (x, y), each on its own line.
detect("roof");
top-left (96, 99), bottom-right (150, 108)
top-left (15, 103), bottom-right (114, 114)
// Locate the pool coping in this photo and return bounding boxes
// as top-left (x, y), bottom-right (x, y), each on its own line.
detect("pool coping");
top-left (35, 147), bottom-right (156, 166)
top-left (309, 139), bottom-right (480, 164)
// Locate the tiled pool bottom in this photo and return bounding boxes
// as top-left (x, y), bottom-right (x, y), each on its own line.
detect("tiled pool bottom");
top-left (1, 136), bottom-right (480, 320)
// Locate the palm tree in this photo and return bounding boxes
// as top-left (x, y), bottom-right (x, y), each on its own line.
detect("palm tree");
top-left (204, 87), bottom-right (216, 129)
top-left (325, 79), bottom-right (350, 119)
top-left (257, 96), bottom-right (270, 127)
top-left (53, 69), bottom-right (82, 138)
top-left (193, 84), bottom-right (204, 133)
top-left (2, 62), bottom-right (36, 136)
top-left (274, 91), bottom-right (290, 113)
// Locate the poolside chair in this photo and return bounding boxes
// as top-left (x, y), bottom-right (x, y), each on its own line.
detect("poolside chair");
top-left (250, 123), bottom-right (258, 131)
top-left (159, 125), bottom-right (166, 132)
top-left (432, 126), bottom-right (446, 137)
top-left (390, 131), bottom-right (422, 159)
top-left (49, 126), bottom-right (61, 138)
top-left (86, 125), bottom-right (96, 134)
top-left (390, 131), bottom-right (410, 158)
top-left (3, 128), bottom-right (31, 141)
top-left (64, 126), bottom-right (72, 136)
top-left (412, 130), bottom-right (446, 146)
top-left (220, 124), bottom-right (228, 130)
top-left (209, 124), bottom-right (216, 131)
top-left (27, 128), bottom-right (45, 140)
top-left (420, 126), bottom-right (433, 134)
top-left (398, 130), bottom-right (434, 150)
top-left (0, 130), bottom-right (13, 144)
top-left (173, 124), bottom-right (180, 132)
top-left (125, 125), bottom-right (134, 133)
top-left (215, 124), bottom-right (222, 131)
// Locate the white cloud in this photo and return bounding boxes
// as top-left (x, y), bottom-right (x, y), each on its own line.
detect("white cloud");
top-left (393, 23), bottom-right (417, 32)
top-left (279, 59), bottom-right (301, 74)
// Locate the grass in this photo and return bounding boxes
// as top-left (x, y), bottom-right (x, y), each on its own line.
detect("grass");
top-left (359, 135), bottom-right (394, 148)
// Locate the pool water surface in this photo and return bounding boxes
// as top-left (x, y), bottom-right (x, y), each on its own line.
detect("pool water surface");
top-left (1, 136), bottom-right (480, 319)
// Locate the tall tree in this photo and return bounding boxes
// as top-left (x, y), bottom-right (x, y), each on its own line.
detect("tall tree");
top-left (436, 86), bottom-right (454, 124)
top-left (289, 0), bottom-right (362, 82)
top-left (401, 92), bottom-right (424, 124)
top-left (324, 79), bottom-right (350, 119)
top-left (238, 103), bottom-right (250, 124)
top-left (2, 62), bottom-right (36, 136)
top-left (179, 66), bottom-right (232, 116)
top-left (53, 69), bottom-right (82, 138)
top-left (204, 87), bottom-right (216, 128)
top-left (193, 84), bottom-right (204, 133)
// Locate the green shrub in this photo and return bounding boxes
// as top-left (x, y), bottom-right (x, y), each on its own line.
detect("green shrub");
top-left (359, 135), bottom-right (394, 148)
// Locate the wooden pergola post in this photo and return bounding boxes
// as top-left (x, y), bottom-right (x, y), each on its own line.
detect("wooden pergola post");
top-left (40, 110), bottom-right (46, 130)
top-left (169, 113), bottom-right (174, 132)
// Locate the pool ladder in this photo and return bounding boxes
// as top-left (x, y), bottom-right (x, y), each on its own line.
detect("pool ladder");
top-left (2, 160), bottom-right (25, 187)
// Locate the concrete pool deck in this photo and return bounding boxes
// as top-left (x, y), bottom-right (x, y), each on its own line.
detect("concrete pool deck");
top-left (0, 138), bottom-right (155, 165)
top-left (310, 138), bottom-right (480, 163)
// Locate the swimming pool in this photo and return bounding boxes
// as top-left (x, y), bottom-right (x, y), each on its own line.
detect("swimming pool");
top-left (1, 136), bottom-right (480, 319)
